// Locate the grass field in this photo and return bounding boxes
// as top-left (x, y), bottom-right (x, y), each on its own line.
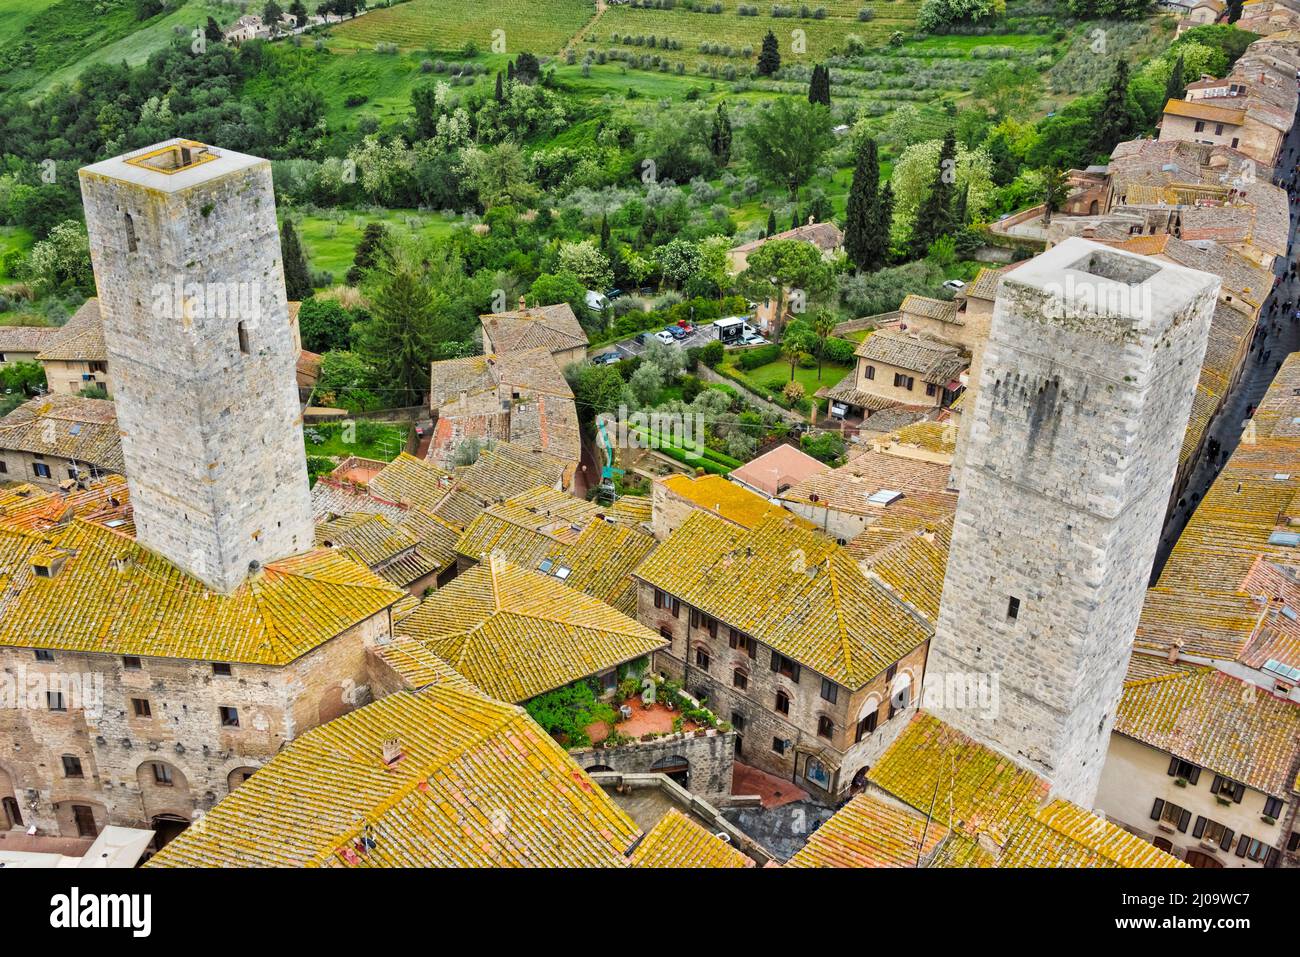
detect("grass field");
top-left (304, 421), bottom-right (409, 460)
top-left (0, 227), bottom-right (34, 282)
top-left (332, 0), bottom-right (595, 56)
top-left (293, 208), bottom-right (459, 282)
top-left (720, 355), bottom-right (853, 400)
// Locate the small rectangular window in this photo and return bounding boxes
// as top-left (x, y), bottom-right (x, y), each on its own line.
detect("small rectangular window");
top-left (694, 648), bottom-right (710, 671)
top-left (1263, 796), bottom-right (1283, 819)
top-left (856, 710), bottom-right (878, 742)
top-left (771, 737), bottom-right (787, 755)
top-left (219, 706), bottom-right (240, 728)
top-left (125, 212), bottom-right (138, 253)
top-left (152, 763), bottom-right (172, 786)
top-left (62, 755), bottom-right (83, 778)
top-left (1007, 596), bottom-right (1020, 621)
top-left (122, 656), bottom-right (141, 670)
top-left (131, 698), bottom-right (151, 718)
top-left (820, 678), bottom-right (838, 704)
top-left (237, 322), bottom-right (250, 355)
top-left (817, 716), bottom-right (834, 739)
top-left (733, 668), bottom-right (747, 690)
top-left (47, 691), bottom-right (66, 712)
top-left (863, 365), bottom-right (875, 381)
top-left (730, 711), bottom-right (746, 732)
top-left (34, 649), bottom-right (54, 662)
top-left (33, 463), bottom-right (51, 479)
top-left (212, 662), bottom-right (232, 676)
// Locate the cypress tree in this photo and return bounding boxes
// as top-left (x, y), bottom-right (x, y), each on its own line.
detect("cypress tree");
top-left (953, 182), bottom-right (969, 228)
top-left (907, 130), bottom-right (957, 260)
top-left (280, 219), bottom-right (313, 301)
top-left (757, 30), bottom-right (781, 76)
top-left (844, 137), bottom-right (888, 272)
top-left (808, 64), bottom-right (831, 106)
top-left (495, 71), bottom-right (505, 103)
top-left (1094, 60), bottom-right (1136, 155)
top-left (710, 102), bottom-right (733, 165)
top-left (600, 213), bottom-right (611, 249)
top-left (791, 207), bottom-right (801, 231)
top-left (347, 222), bottom-right (387, 285)
top-left (1165, 52), bottom-right (1185, 104)
top-left (766, 209), bottom-right (777, 238)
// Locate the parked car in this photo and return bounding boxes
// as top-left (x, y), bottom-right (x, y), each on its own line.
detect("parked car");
top-left (741, 332), bottom-right (768, 346)
top-left (605, 288), bottom-right (623, 301)
top-left (942, 279), bottom-right (966, 291)
top-left (592, 351), bottom-right (622, 365)
top-left (667, 325), bottom-right (690, 340)
top-left (634, 332), bottom-right (649, 345)
top-left (676, 320), bottom-right (694, 334)
top-left (655, 330), bottom-right (677, 345)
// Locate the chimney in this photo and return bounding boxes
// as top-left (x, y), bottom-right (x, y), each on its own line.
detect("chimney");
top-left (518, 295), bottom-right (527, 310)
top-left (381, 737), bottom-right (404, 767)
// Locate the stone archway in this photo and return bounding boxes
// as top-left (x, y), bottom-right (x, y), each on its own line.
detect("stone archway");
top-left (650, 754), bottom-right (690, 787)
top-left (227, 766), bottom-right (261, 793)
top-left (135, 758), bottom-right (192, 828)
top-left (0, 766), bottom-right (21, 829)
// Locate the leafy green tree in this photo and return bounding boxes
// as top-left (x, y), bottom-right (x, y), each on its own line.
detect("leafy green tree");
top-left (844, 137), bottom-right (888, 272)
top-left (297, 298), bottom-right (355, 353)
top-left (280, 219), bottom-right (313, 301)
top-left (1043, 168), bottom-right (1068, 225)
top-left (741, 239), bottom-right (834, 323)
top-left (810, 309), bottom-right (838, 380)
top-left (528, 271), bottom-right (588, 324)
top-left (973, 63), bottom-right (1038, 120)
top-left (757, 30), bottom-right (781, 76)
top-left (745, 98), bottom-right (834, 200)
top-left (263, 1), bottom-right (284, 29)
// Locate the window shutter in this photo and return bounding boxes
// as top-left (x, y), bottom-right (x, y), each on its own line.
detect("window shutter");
top-left (1220, 828), bottom-right (1234, 852)
top-left (1233, 782), bottom-right (1245, 804)
top-left (1177, 808), bottom-right (1191, 833)
top-left (654, 590), bottom-right (662, 610)
top-left (1192, 816), bottom-right (1206, 839)
top-left (1186, 766), bottom-right (1200, 786)
top-left (1150, 798), bottom-right (1165, 821)
top-left (769, 651), bottom-right (779, 672)
top-left (1210, 775), bottom-right (1221, 795)
top-left (1266, 847), bottom-right (1280, 868)
top-left (1235, 834), bottom-right (1249, 858)
top-left (790, 664), bottom-right (801, 683)
top-left (748, 639), bottom-right (756, 660)
top-left (1167, 757), bottom-right (1180, 777)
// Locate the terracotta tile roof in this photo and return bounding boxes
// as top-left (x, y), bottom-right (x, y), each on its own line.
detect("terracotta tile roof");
top-left (859, 514), bottom-right (954, 624)
top-left (900, 294), bottom-right (962, 326)
top-left (1116, 669), bottom-right (1300, 796)
top-left (884, 421), bottom-right (957, 456)
top-left (855, 330), bottom-right (968, 384)
top-left (0, 325), bottom-right (60, 354)
top-left (869, 714), bottom-right (1185, 867)
top-left (728, 444), bottom-right (829, 497)
top-left (1162, 97), bottom-right (1247, 124)
top-left (786, 794), bottom-right (948, 867)
top-left (0, 518), bottom-right (402, 664)
top-left (431, 441), bottom-right (569, 527)
top-left (479, 303), bottom-right (588, 357)
top-left (1125, 651), bottom-right (1208, 682)
top-left (634, 511), bottom-right (931, 689)
top-left (367, 452), bottom-right (453, 510)
top-left (0, 475), bottom-right (132, 536)
top-left (36, 299), bottom-right (107, 362)
top-left (145, 685), bottom-right (640, 867)
top-left (659, 473), bottom-right (813, 530)
top-left (0, 395), bottom-right (123, 473)
top-left (814, 380), bottom-right (912, 413)
top-left (779, 451), bottom-right (957, 520)
top-left (1139, 353), bottom-right (1300, 661)
top-left (455, 486), bottom-right (657, 614)
top-left (628, 808), bottom-right (754, 868)
top-left (730, 221), bottom-right (844, 255)
top-left (428, 348), bottom-right (574, 409)
top-left (394, 559), bottom-right (667, 702)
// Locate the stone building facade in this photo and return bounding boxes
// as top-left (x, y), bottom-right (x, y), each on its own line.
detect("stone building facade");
top-left (0, 611), bottom-right (392, 842)
top-left (79, 139), bottom-right (314, 593)
top-left (926, 239), bottom-right (1219, 808)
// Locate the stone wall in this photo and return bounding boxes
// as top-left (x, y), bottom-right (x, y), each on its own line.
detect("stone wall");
top-left (570, 728), bottom-right (736, 801)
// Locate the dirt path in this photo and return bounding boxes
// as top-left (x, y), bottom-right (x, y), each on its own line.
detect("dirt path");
top-left (562, 0), bottom-right (607, 56)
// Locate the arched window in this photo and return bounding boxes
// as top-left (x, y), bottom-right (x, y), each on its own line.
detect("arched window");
top-left (775, 690), bottom-right (790, 715)
top-left (124, 212), bottom-right (137, 253)
top-left (732, 668), bottom-right (747, 691)
top-left (817, 715), bottom-right (834, 739)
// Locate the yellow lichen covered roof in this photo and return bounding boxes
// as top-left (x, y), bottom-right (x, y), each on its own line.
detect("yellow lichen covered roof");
top-left (146, 685), bottom-right (640, 867)
top-left (394, 560), bottom-right (667, 702)
top-left (1116, 668), bottom-right (1300, 797)
top-left (36, 298), bottom-right (107, 362)
top-left (869, 713), bottom-right (1185, 868)
top-left (0, 518), bottom-right (402, 665)
top-left (635, 511), bottom-right (931, 689)
top-left (860, 515), bottom-right (954, 624)
top-left (627, 809), bottom-right (753, 868)
top-left (659, 473), bottom-right (813, 530)
top-left (455, 486), bottom-right (657, 615)
top-left (786, 794), bottom-right (948, 868)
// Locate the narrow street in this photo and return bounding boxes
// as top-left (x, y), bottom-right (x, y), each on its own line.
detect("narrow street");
top-left (1153, 105), bottom-right (1300, 577)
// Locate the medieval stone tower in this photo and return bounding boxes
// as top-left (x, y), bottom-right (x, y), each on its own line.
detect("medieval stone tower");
top-left (79, 139), bottom-right (314, 593)
top-left (927, 238), bottom-right (1218, 808)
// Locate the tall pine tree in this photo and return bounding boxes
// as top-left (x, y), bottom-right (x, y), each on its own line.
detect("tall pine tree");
top-left (844, 138), bottom-right (888, 273)
top-left (757, 30), bottom-right (781, 76)
top-left (907, 130), bottom-right (958, 260)
top-left (1094, 60), bottom-right (1136, 156)
top-left (1164, 52), bottom-right (1185, 104)
top-left (280, 220), bottom-right (313, 301)
top-left (357, 258), bottom-right (437, 406)
top-left (766, 209), bottom-right (778, 238)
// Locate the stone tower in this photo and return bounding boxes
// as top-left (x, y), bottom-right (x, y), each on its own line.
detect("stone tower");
top-left (79, 139), bottom-right (314, 593)
top-left (927, 238), bottom-right (1218, 807)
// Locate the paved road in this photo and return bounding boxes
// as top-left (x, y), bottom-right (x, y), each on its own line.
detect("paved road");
top-left (1151, 106), bottom-right (1300, 579)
